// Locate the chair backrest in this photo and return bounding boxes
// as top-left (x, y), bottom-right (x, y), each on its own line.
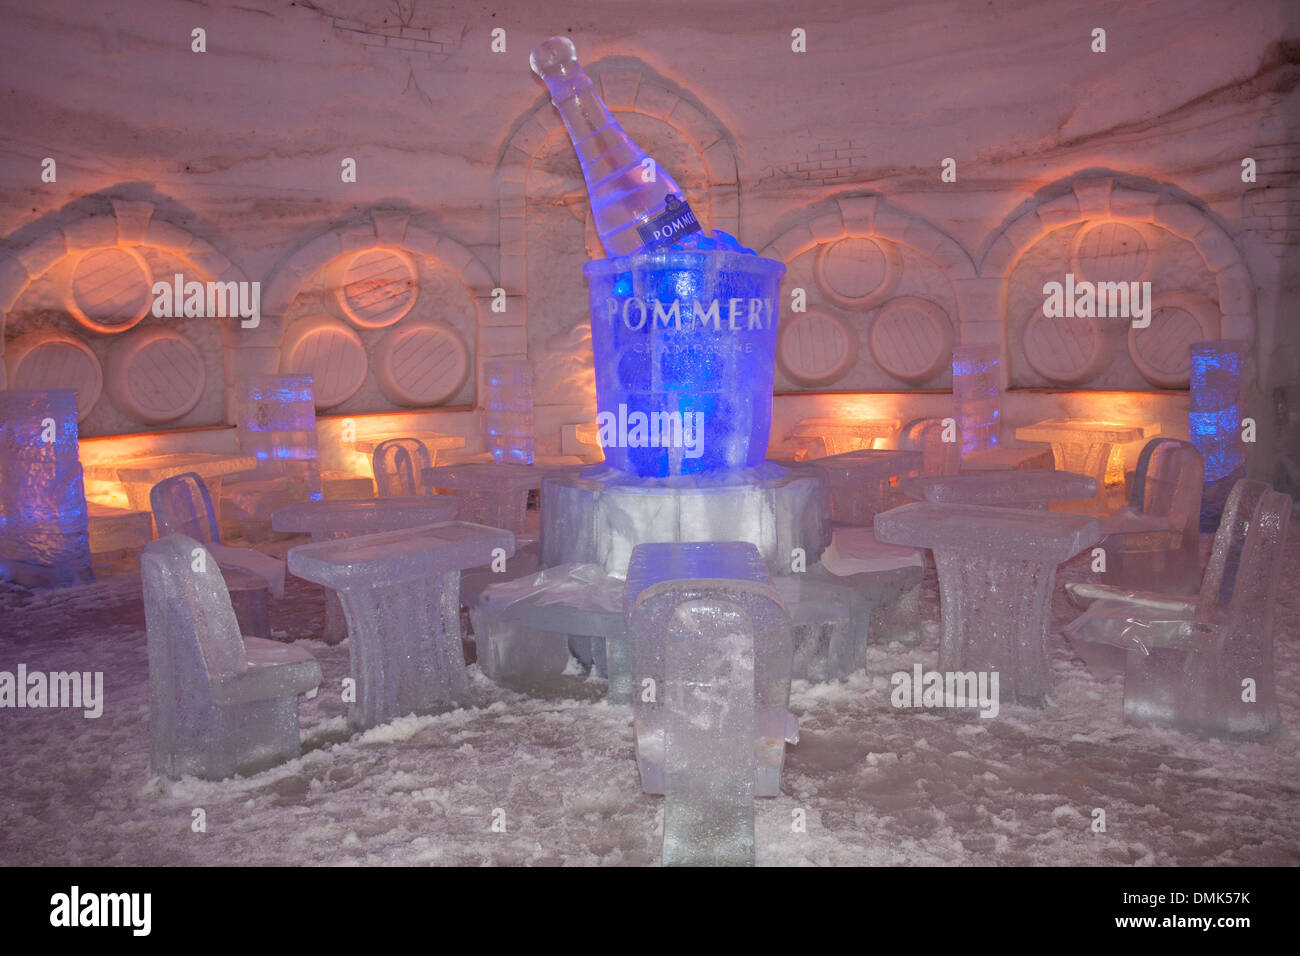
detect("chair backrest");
top-left (1198, 479), bottom-right (1290, 618)
top-left (899, 417), bottom-right (960, 475)
top-left (141, 533), bottom-right (248, 692)
top-left (1131, 438), bottom-right (1203, 532)
top-left (150, 472), bottom-right (220, 544)
top-left (372, 439), bottom-right (431, 498)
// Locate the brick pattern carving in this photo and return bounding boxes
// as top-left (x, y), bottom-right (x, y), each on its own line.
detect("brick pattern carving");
top-left (759, 139), bottom-right (870, 187)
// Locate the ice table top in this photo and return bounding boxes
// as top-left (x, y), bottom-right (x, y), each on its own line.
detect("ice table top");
top-left (272, 496), bottom-right (458, 534)
top-left (287, 521), bottom-right (515, 589)
top-left (1014, 419), bottom-right (1161, 444)
top-left (798, 448), bottom-right (922, 481)
top-left (624, 541), bottom-right (773, 613)
top-left (423, 461), bottom-right (589, 492)
top-left (901, 470), bottom-right (1097, 505)
top-left (792, 418), bottom-right (901, 439)
top-left (874, 502), bottom-right (1101, 563)
top-left (85, 452), bottom-right (257, 483)
top-left (349, 432), bottom-right (467, 454)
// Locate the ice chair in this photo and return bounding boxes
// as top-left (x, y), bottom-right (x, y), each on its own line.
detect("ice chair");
top-left (150, 473), bottom-right (286, 639)
top-left (899, 417), bottom-right (961, 477)
top-left (143, 533), bottom-right (321, 779)
top-left (1064, 480), bottom-right (1291, 738)
top-left (1096, 438), bottom-right (1204, 594)
top-left (372, 438), bottom-right (432, 498)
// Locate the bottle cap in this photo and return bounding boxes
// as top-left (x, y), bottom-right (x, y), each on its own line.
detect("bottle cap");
top-left (530, 36), bottom-right (580, 79)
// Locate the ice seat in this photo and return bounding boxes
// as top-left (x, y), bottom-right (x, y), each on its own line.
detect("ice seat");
top-left (1064, 479), bottom-right (1291, 737)
top-left (143, 534), bottom-right (321, 780)
top-left (625, 541), bottom-right (794, 799)
top-left (1096, 438), bottom-right (1204, 594)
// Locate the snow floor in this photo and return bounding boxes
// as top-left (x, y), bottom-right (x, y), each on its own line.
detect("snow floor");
top-left (1, 530), bottom-right (1297, 866)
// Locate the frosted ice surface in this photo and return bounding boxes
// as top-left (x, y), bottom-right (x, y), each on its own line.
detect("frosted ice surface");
top-left (1190, 340), bottom-right (1247, 531)
top-left (661, 598), bottom-right (756, 866)
top-left (143, 534), bottom-right (321, 779)
top-left (625, 542), bottom-right (793, 797)
top-left (1065, 479), bottom-right (1291, 737)
top-left (235, 374), bottom-right (322, 500)
top-left (900, 469), bottom-right (1096, 510)
top-left (0, 389), bottom-right (93, 587)
top-left (288, 522), bottom-right (515, 727)
top-left (817, 527), bottom-right (924, 645)
top-left (372, 439), bottom-right (432, 498)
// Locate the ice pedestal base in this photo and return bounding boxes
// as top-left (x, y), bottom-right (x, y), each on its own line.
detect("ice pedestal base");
top-left (541, 463), bottom-right (830, 579)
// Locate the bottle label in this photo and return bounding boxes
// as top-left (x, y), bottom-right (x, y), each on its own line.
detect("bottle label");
top-left (637, 194), bottom-right (701, 249)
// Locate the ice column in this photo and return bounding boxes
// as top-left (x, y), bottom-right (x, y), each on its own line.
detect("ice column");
top-left (0, 389), bottom-right (93, 587)
top-left (952, 346), bottom-right (1000, 458)
top-left (481, 360), bottom-right (535, 465)
top-left (1189, 340), bottom-right (1246, 532)
top-left (661, 598), bottom-right (756, 866)
top-left (237, 374), bottom-right (322, 499)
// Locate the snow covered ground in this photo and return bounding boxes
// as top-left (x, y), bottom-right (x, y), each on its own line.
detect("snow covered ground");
top-left (1, 530), bottom-right (1297, 867)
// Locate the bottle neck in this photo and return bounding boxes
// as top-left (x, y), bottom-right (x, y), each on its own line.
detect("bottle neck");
top-left (543, 74), bottom-right (621, 161)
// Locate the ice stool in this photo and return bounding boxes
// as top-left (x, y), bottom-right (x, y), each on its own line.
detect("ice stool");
top-left (143, 533), bottom-right (321, 780)
top-left (1094, 438), bottom-right (1204, 595)
top-left (372, 438), bottom-right (432, 498)
top-left (625, 542), bottom-right (795, 797)
top-left (1064, 479), bottom-right (1291, 738)
top-left (151, 473), bottom-right (286, 639)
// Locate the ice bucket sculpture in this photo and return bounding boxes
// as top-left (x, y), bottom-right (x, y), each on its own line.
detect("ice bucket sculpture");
top-left (0, 389), bottom-right (93, 588)
top-left (584, 250), bottom-right (784, 477)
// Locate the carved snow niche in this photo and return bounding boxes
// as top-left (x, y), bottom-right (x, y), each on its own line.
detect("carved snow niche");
top-left (4, 331), bottom-right (103, 421)
top-left (279, 315), bottom-right (368, 410)
top-left (106, 327), bottom-right (207, 425)
top-left (68, 246), bottom-right (153, 334)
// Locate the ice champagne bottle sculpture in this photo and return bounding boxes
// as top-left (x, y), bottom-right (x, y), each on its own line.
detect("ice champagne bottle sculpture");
top-left (530, 36), bottom-right (700, 254)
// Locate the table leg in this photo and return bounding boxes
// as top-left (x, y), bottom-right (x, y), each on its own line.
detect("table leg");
top-left (1050, 441), bottom-right (1123, 513)
top-left (933, 550), bottom-right (1058, 704)
top-left (336, 570), bottom-right (470, 730)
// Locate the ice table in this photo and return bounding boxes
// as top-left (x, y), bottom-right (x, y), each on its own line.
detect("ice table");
top-left (288, 522), bottom-right (514, 729)
top-left (84, 452), bottom-right (257, 519)
top-left (791, 417), bottom-right (901, 458)
top-left (423, 461), bottom-right (589, 536)
top-left (625, 541), bottom-right (794, 798)
top-left (792, 449), bottom-right (922, 525)
top-left (875, 502), bottom-right (1101, 704)
top-left (1014, 420), bottom-right (1160, 513)
top-left (273, 496), bottom-right (459, 643)
top-left (900, 470), bottom-right (1097, 510)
